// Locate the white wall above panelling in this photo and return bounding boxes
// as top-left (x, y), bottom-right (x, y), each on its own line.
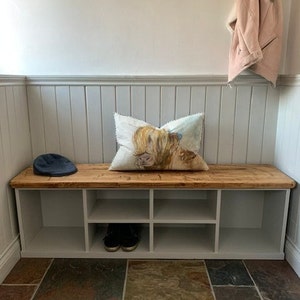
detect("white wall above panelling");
top-left (0, 0), bottom-right (292, 76)
top-left (0, 0), bottom-right (215, 74)
top-left (0, 0), bottom-right (228, 75)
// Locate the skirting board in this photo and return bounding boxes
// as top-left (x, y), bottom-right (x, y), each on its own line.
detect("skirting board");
top-left (285, 238), bottom-right (300, 277)
top-left (0, 238), bottom-right (20, 283)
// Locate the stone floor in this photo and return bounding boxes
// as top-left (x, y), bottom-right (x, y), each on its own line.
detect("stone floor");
top-left (0, 258), bottom-right (300, 299)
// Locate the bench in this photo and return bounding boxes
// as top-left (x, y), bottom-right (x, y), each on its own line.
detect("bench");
top-left (10, 164), bottom-right (296, 259)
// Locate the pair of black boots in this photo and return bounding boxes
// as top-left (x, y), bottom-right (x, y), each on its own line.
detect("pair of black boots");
top-left (103, 223), bottom-right (139, 252)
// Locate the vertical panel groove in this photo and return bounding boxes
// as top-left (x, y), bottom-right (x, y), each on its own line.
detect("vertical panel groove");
top-left (231, 87), bottom-right (237, 164)
top-left (40, 87), bottom-right (46, 152)
top-left (84, 86), bottom-right (90, 162)
top-left (245, 86), bottom-right (252, 163)
top-left (99, 87), bottom-right (104, 163)
top-left (54, 87), bottom-right (61, 154)
top-left (159, 86), bottom-right (162, 127)
top-left (216, 87), bottom-right (222, 163)
top-left (189, 86), bottom-right (191, 115)
top-left (129, 85), bottom-right (132, 116)
top-left (69, 86), bottom-right (76, 161)
top-left (174, 86), bottom-right (177, 119)
top-left (260, 87), bottom-right (268, 163)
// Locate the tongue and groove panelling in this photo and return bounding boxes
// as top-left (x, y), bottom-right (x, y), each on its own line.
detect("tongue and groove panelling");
top-left (26, 78), bottom-right (279, 164)
top-left (0, 78), bottom-right (32, 282)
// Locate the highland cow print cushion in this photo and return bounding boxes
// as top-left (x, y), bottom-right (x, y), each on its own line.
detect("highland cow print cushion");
top-left (109, 113), bottom-right (208, 171)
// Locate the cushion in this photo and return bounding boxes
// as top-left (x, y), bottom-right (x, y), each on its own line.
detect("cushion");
top-left (109, 113), bottom-right (208, 171)
top-left (33, 153), bottom-right (77, 176)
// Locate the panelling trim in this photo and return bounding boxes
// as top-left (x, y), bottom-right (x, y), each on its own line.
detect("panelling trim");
top-left (0, 237), bottom-right (20, 283)
top-left (2, 74), bottom-right (298, 86)
top-left (25, 75), bottom-right (270, 86)
top-left (0, 76), bottom-right (26, 86)
top-left (279, 75), bottom-right (300, 86)
top-left (285, 238), bottom-right (300, 277)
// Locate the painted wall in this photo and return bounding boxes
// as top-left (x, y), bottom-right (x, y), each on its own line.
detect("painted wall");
top-left (275, 80), bottom-right (300, 276)
top-left (0, 77), bottom-right (32, 282)
top-left (0, 0), bottom-right (230, 75)
top-left (272, 0), bottom-right (300, 277)
top-left (0, 0), bottom-right (292, 76)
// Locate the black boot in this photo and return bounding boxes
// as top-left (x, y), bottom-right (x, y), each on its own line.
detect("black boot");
top-left (120, 224), bottom-right (139, 251)
top-left (103, 223), bottom-right (120, 252)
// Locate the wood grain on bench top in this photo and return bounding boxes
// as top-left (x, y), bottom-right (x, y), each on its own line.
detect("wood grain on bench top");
top-left (10, 164), bottom-right (296, 189)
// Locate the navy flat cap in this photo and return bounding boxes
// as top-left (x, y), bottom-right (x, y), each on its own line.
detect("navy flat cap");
top-left (33, 153), bottom-right (77, 176)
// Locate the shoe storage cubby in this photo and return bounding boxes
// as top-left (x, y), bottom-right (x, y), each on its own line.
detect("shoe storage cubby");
top-left (153, 224), bottom-right (216, 256)
top-left (84, 189), bottom-right (150, 223)
top-left (88, 223), bottom-right (150, 258)
top-left (15, 187), bottom-right (290, 259)
top-left (16, 189), bottom-right (85, 257)
top-left (218, 190), bottom-right (289, 258)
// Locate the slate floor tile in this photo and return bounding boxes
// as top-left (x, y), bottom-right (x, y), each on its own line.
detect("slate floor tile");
top-left (124, 260), bottom-right (214, 300)
top-left (0, 285), bottom-right (37, 300)
top-left (3, 258), bottom-right (52, 285)
top-left (33, 258), bottom-right (126, 300)
top-left (245, 260), bottom-right (300, 300)
top-left (2, 257), bottom-right (300, 300)
top-left (213, 286), bottom-right (261, 300)
top-left (205, 260), bottom-right (254, 286)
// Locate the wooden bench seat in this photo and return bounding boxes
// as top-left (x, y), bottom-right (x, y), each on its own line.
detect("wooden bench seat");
top-left (10, 163), bottom-right (296, 190)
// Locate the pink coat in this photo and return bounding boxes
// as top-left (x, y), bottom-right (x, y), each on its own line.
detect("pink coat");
top-left (227, 0), bottom-right (283, 86)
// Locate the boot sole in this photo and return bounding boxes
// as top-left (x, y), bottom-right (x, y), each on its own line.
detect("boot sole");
top-left (121, 243), bottom-right (138, 252)
top-left (104, 245), bottom-right (120, 252)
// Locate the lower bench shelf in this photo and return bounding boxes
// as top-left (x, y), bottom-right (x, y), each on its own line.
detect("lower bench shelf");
top-left (10, 164), bottom-right (296, 259)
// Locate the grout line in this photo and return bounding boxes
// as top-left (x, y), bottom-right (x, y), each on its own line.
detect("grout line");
top-left (1, 283), bottom-right (37, 286)
top-left (121, 259), bottom-right (130, 300)
top-left (0, 283), bottom-right (37, 287)
top-left (242, 260), bottom-right (264, 300)
top-left (30, 258), bottom-right (54, 300)
top-left (211, 284), bottom-right (258, 288)
top-left (203, 260), bottom-right (216, 300)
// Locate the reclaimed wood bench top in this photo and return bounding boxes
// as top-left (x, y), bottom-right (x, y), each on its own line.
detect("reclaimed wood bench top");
top-left (10, 164), bottom-right (296, 190)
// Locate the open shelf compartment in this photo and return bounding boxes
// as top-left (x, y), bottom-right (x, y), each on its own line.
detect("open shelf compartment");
top-left (85, 189), bottom-right (149, 223)
top-left (87, 223), bottom-right (150, 257)
top-left (218, 190), bottom-right (289, 258)
top-left (153, 224), bottom-right (215, 255)
top-left (16, 189), bottom-right (85, 256)
top-left (153, 190), bottom-right (218, 223)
